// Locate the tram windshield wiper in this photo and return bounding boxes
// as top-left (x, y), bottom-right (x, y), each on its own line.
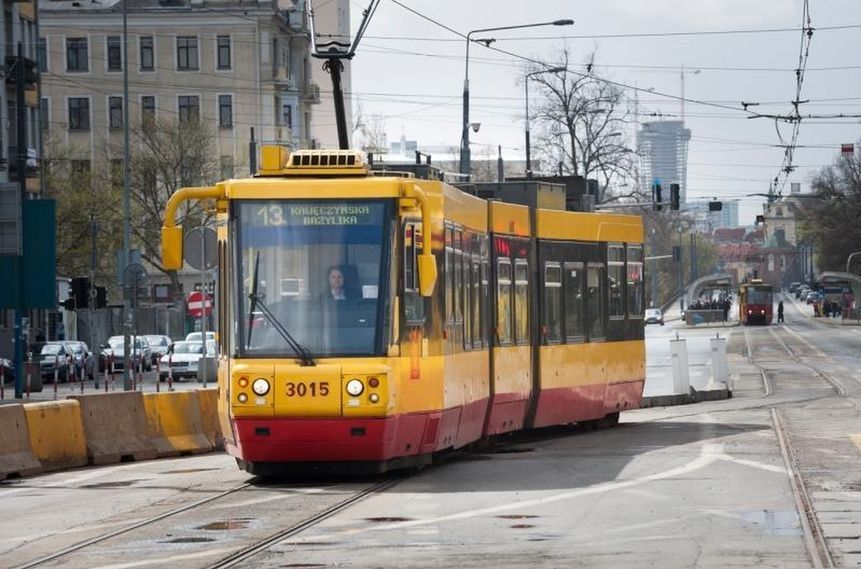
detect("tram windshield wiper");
top-left (246, 252), bottom-right (316, 366)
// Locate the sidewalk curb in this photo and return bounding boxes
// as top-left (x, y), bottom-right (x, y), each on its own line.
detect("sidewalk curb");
top-left (640, 387), bottom-right (731, 408)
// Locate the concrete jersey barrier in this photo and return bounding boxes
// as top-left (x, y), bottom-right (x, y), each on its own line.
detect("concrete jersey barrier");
top-left (23, 400), bottom-right (88, 472)
top-left (143, 391), bottom-right (213, 457)
top-left (196, 388), bottom-right (224, 450)
top-left (0, 404), bottom-right (42, 480)
top-left (69, 392), bottom-right (159, 465)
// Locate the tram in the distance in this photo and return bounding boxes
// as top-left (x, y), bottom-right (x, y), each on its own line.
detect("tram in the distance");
top-left (738, 279), bottom-right (773, 325)
top-left (161, 147), bottom-right (646, 475)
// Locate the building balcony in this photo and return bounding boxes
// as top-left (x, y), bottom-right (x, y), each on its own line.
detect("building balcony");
top-left (301, 82), bottom-right (320, 104)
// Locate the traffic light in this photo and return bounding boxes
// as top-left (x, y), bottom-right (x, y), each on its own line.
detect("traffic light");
top-left (708, 201), bottom-right (723, 212)
top-left (670, 183), bottom-right (680, 211)
top-left (756, 214), bottom-right (765, 224)
top-left (71, 277), bottom-right (90, 309)
top-left (653, 183), bottom-right (663, 211)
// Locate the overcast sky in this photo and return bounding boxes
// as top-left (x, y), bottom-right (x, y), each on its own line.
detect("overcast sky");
top-left (336, 0), bottom-right (861, 225)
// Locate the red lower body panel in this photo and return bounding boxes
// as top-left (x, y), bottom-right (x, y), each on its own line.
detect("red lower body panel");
top-left (532, 383), bottom-right (607, 428)
top-left (603, 379), bottom-right (645, 414)
top-left (484, 392), bottom-right (529, 436)
top-left (231, 398), bottom-right (489, 465)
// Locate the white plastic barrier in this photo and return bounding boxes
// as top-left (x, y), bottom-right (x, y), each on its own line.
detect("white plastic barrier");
top-left (710, 335), bottom-right (729, 391)
top-left (670, 338), bottom-right (690, 395)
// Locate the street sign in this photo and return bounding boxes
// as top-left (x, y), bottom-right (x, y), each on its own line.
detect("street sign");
top-left (187, 290), bottom-right (213, 317)
top-left (184, 227), bottom-right (217, 270)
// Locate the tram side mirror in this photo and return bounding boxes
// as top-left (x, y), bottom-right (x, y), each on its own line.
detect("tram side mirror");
top-left (417, 254), bottom-right (437, 297)
top-left (162, 226), bottom-right (184, 270)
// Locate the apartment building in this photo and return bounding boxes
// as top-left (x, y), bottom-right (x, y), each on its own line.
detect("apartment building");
top-left (39, 0), bottom-right (320, 176)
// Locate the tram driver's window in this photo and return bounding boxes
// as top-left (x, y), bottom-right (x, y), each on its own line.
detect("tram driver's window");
top-left (403, 222), bottom-right (425, 324)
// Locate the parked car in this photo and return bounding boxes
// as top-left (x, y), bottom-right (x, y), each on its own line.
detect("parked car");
top-left (0, 357), bottom-right (14, 383)
top-left (796, 286), bottom-right (810, 300)
top-left (65, 341), bottom-right (95, 380)
top-left (806, 291), bottom-right (822, 305)
top-left (644, 308), bottom-right (664, 326)
top-left (31, 342), bottom-right (73, 382)
top-left (98, 336), bottom-right (151, 373)
top-left (185, 331), bottom-right (216, 343)
top-left (159, 340), bottom-right (215, 382)
top-left (143, 335), bottom-right (172, 365)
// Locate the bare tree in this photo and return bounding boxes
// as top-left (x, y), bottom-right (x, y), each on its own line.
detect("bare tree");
top-left (122, 117), bottom-right (221, 277)
top-left (529, 49), bottom-right (641, 204)
top-left (355, 112), bottom-right (388, 155)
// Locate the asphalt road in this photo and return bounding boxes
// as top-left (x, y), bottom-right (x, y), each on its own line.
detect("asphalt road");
top-left (1, 296), bottom-right (859, 568)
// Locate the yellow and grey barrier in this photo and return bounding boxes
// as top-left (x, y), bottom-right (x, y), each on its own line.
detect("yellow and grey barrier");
top-left (0, 389), bottom-right (224, 480)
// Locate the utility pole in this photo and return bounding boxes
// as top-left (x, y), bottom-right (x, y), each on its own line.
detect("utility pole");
top-left (13, 42), bottom-right (28, 399)
top-left (122, 0), bottom-right (132, 390)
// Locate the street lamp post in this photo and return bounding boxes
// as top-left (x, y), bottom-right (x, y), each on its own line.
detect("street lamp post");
top-left (461, 19), bottom-right (573, 179)
top-left (525, 66), bottom-right (566, 178)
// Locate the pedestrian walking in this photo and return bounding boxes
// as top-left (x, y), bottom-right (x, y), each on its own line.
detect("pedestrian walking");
top-left (777, 300), bottom-right (784, 323)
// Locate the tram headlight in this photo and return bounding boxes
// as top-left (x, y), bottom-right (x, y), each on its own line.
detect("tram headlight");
top-left (252, 378), bottom-right (270, 396)
top-left (346, 378), bottom-right (364, 396)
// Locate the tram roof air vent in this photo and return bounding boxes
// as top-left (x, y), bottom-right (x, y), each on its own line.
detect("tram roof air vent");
top-left (286, 150), bottom-right (368, 173)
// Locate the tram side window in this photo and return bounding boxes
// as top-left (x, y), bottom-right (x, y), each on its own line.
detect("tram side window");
top-left (462, 234), bottom-right (471, 350)
top-left (497, 258), bottom-right (513, 345)
top-left (444, 226), bottom-right (453, 322)
top-left (587, 264), bottom-right (606, 339)
top-left (481, 257), bottom-right (490, 346)
top-left (564, 262), bottom-right (585, 340)
top-left (454, 230), bottom-right (463, 326)
top-left (543, 263), bottom-right (562, 344)
top-left (471, 257), bottom-right (481, 348)
top-left (608, 245), bottom-right (625, 319)
top-left (403, 222), bottom-right (424, 324)
top-left (627, 245), bottom-right (644, 319)
top-left (514, 259), bottom-right (529, 345)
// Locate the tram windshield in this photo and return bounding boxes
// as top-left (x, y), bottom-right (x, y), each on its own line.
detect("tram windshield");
top-left (745, 287), bottom-right (772, 305)
top-left (236, 199), bottom-right (392, 357)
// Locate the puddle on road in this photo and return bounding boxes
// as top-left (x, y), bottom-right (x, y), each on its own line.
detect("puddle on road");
top-left (197, 519), bottom-right (253, 530)
top-left (281, 564), bottom-right (328, 568)
top-left (160, 468), bottom-right (221, 475)
top-left (163, 537), bottom-right (216, 543)
top-left (510, 524), bottom-right (535, 529)
top-left (80, 479), bottom-right (147, 489)
top-left (364, 516), bottom-right (414, 523)
top-left (496, 514), bottom-right (539, 520)
top-left (743, 510), bottom-right (803, 536)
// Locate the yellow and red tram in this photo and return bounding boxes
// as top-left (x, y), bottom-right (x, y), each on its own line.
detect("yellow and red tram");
top-left (161, 148), bottom-right (645, 475)
top-left (738, 279), bottom-right (773, 325)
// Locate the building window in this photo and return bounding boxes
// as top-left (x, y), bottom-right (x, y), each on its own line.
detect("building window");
top-left (217, 35), bottom-right (231, 70)
top-left (37, 37), bottom-right (48, 71)
top-left (220, 155), bottom-right (234, 179)
top-left (140, 36), bottom-right (154, 71)
top-left (110, 159), bottom-right (123, 190)
top-left (66, 37), bottom-right (88, 72)
top-left (281, 102), bottom-right (293, 128)
top-left (68, 97), bottom-right (90, 130)
top-left (106, 36), bottom-right (122, 71)
top-left (218, 94), bottom-right (232, 129)
top-left (176, 36), bottom-right (198, 71)
top-left (70, 160), bottom-right (91, 177)
top-left (40, 98), bottom-right (49, 132)
top-left (178, 95), bottom-right (199, 123)
top-left (108, 96), bottom-right (123, 129)
top-left (141, 95), bottom-right (156, 125)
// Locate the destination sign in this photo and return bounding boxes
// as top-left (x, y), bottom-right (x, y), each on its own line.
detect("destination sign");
top-left (251, 202), bottom-right (379, 228)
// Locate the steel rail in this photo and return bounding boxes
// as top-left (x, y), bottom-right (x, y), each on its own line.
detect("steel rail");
top-left (769, 326), bottom-right (847, 396)
top-left (208, 478), bottom-right (401, 569)
top-left (13, 483), bottom-right (252, 569)
top-left (771, 408), bottom-right (834, 568)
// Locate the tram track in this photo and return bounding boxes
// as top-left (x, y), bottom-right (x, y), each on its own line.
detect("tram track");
top-left (743, 325), bottom-right (838, 567)
top-left (13, 482), bottom-right (253, 569)
top-left (207, 478), bottom-right (401, 569)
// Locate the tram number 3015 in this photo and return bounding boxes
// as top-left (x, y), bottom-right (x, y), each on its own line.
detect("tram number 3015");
top-left (285, 381), bottom-right (330, 397)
